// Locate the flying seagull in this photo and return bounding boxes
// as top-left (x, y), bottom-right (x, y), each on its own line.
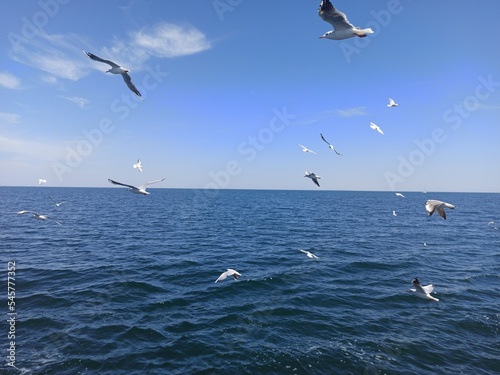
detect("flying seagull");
top-left (369, 122), bottom-right (384, 135)
top-left (298, 144), bottom-right (317, 155)
top-left (425, 200), bottom-right (455, 220)
top-left (215, 269), bottom-right (241, 283)
top-left (17, 210), bottom-right (61, 225)
top-left (392, 210), bottom-right (397, 217)
top-left (318, 0), bottom-right (374, 40)
top-left (320, 133), bottom-right (342, 155)
top-left (38, 179), bottom-right (47, 185)
top-left (299, 249), bottom-right (319, 259)
top-left (395, 193), bottom-right (405, 198)
top-left (49, 196), bottom-right (66, 207)
top-left (387, 98), bottom-right (399, 107)
top-left (108, 178), bottom-right (165, 195)
top-left (83, 50), bottom-right (141, 98)
top-left (304, 171), bottom-right (321, 187)
top-left (409, 278), bottom-right (439, 302)
top-left (133, 159), bottom-right (143, 172)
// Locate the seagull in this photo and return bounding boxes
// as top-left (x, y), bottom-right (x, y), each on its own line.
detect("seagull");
top-left (49, 197), bottom-right (66, 207)
top-left (304, 171), bottom-right (321, 187)
top-left (409, 278), bottom-right (439, 302)
top-left (423, 242), bottom-right (427, 247)
top-left (299, 249), bottom-right (319, 259)
top-left (320, 133), bottom-right (342, 155)
top-left (38, 179), bottom-right (47, 185)
top-left (108, 178), bottom-right (165, 195)
top-left (392, 210), bottom-right (397, 216)
top-left (17, 210), bottom-right (61, 225)
top-left (83, 50), bottom-right (141, 98)
top-left (215, 269), bottom-right (241, 283)
top-left (133, 159), bottom-right (143, 172)
top-left (387, 98), bottom-right (399, 107)
top-left (298, 144), bottom-right (316, 155)
top-left (395, 193), bottom-right (405, 198)
top-left (369, 122), bottom-right (384, 135)
top-left (318, 0), bottom-right (374, 40)
top-left (425, 200), bottom-right (455, 220)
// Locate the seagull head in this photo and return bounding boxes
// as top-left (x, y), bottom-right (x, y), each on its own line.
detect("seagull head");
top-left (319, 32), bottom-right (332, 39)
top-left (412, 278), bottom-right (420, 286)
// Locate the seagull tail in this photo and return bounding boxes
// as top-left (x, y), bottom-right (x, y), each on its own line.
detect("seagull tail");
top-left (354, 28), bottom-right (374, 37)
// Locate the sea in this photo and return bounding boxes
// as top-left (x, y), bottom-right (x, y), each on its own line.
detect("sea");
top-left (1, 187), bottom-right (499, 375)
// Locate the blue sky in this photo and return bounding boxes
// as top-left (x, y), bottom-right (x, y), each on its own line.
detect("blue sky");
top-left (1, 0), bottom-right (499, 192)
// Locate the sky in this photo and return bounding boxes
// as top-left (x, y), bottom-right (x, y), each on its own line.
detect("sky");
top-left (1, 0), bottom-right (499, 192)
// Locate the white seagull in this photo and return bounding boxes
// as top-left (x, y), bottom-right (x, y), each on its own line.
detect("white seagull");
top-left (409, 278), bottom-right (439, 302)
top-left (49, 197), bottom-right (66, 207)
top-left (298, 144), bottom-right (316, 155)
top-left (395, 193), bottom-right (405, 198)
top-left (38, 179), bottom-right (47, 185)
top-left (299, 249), bottom-right (319, 259)
top-left (83, 50), bottom-right (142, 98)
top-left (387, 98), bottom-right (399, 107)
top-left (318, 0), bottom-right (374, 40)
top-left (108, 178), bottom-right (165, 195)
top-left (320, 133), bottom-right (342, 155)
top-left (425, 200), bottom-right (455, 220)
top-left (304, 171), bottom-right (321, 187)
top-left (133, 159), bottom-right (143, 172)
top-left (392, 210), bottom-right (397, 217)
top-left (215, 269), bottom-right (241, 283)
top-left (17, 210), bottom-right (61, 225)
top-left (369, 122), bottom-right (384, 135)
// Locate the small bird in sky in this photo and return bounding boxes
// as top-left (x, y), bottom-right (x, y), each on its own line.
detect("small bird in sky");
top-left (38, 179), bottom-right (47, 185)
top-left (318, 0), bottom-right (374, 40)
top-left (425, 200), bottom-right (455, 220)
top-left (304, 171), bottom-right (321, 187)
top-left (387, 97), bottom-right (399, 107)
top-left (369, 122), bottom-right (384, 135)
top-left (83, 50), bottom-right (142, 98)
top-left (298, 144), bottom-right (316, 154)
top-left (133, 159), bottom-right (143, 172)
top-left (320, 133), bottom-right (342, 155)
top-left (215, 269), bottom-right (241, 283)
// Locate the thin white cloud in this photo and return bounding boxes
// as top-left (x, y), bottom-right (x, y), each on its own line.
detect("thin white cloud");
top-left (0, 112), bottom-right (21, 124)
top-left (0, 71), bottom-right (21, 89)
top-left (59, 96), bottom-right (90, 108)
top-left (334, 107), bottom-right (368, 117)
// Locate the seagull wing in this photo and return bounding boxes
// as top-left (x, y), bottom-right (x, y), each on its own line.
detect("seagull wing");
top-left (17, 210), bottom-right (37, 215)
top-left (312, 178), bottom-right (320, 187)
top-left (422, 284), bottom-right (434, 294)
top-left (139, 178), bottom-right (166, 191)
top-left (320, 133), bottom-right (331, 146)
top-left (108, 178), bottom-right (138, 190)
top-left (49, 196), bottom-right (57, 204)
top-left (435, 205), bottom-right (447, 220)
top-left (83, 50), bottom-right (120, 68)
top-left (318, 0), bottom-right (354, 30)
top-left (333, 147), bottom-right (342, 156)
top-left (121, 72), bottom-right (142, 97)
top-left (215, 271), bottom-right (228, 282)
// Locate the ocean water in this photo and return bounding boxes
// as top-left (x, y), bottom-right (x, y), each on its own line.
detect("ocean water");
top-left (1, 187), bottom-right (499, 375)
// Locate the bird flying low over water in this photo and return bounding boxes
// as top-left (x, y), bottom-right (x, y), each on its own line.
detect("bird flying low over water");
top-left (395, 193), bottom-right (405, 198)
top-left (320, 133), bottom-right (342, 155)
top-left (298, 144), bottom-right (316, 154)
top-left (49, 196), bottom-right (66, 207)
top-left (83, 50), bottom-right (142, 98)
top-left (318, 0), bottom-right (374, 40)
top-left (215, 269), bottom-right (241, 283)
top-left (133, 159), bottom-right (143, 172)
top-left (108, 178), bottom-right (165, 195)
top-left (387, 98), bottom-right (399, 107)
top-left (425, 200), bottom-right (455, 220)
top-left (38, 179), bottom-right (47, 185)
top-left (369, 122), bottom-right (384, 135)
top-left (409, 278), bottom-right (439, 302)
top-left (17, 210), bottom-right (61, 225)
top-left (299, 249), bottom-right (319, 259)
top-left (304, 172), bottom-right (321, 187)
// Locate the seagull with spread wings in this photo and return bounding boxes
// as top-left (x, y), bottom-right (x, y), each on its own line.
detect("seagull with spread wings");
top-left (108, 178), bottom-right (165, 195)
top-left (318, 0), bottom-right (374, 40)
top-left (304, 172), bottom-right (321, 187)
top-left (369, 122), bottom-right (384, 135)
top-left (17, 210), bottom-right (62, 225)
top-left (320, 133), bottom-right (342, 155)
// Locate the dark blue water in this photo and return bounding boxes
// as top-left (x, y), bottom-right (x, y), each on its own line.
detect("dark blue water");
top-left (1, 188), bottom-right (499, 374)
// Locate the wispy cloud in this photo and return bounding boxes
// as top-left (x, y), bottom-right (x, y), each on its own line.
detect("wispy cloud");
top-left (59, 96), bottom-right (90, 108)
top-left (0, 112), bottom-right (21, 124)
top-left (334, 106), bottom-right (368, 117)
top-left (0, 71), bottom-right (21, 89)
